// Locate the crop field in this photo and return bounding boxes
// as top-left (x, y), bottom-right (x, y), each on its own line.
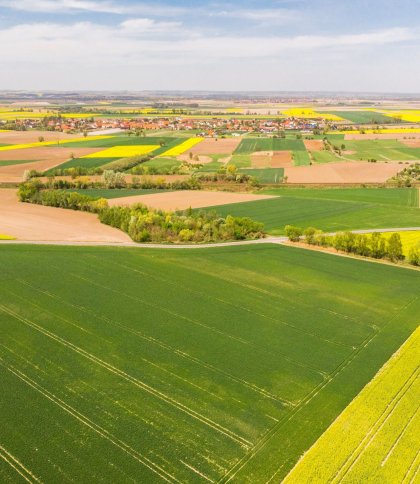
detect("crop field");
top-left (0, 233), bottom-right (15, 240)
top-left (0, 159), bottom-right (35, 167)
top-left (0, 135), bottom-right (112, 152)
top-left (239, 168), bottom-right (284, 183)
top-left (340, 139), bottom-right (420, 161)
top-left (0, 244), bottom-right (419, 482)
top-left (323, 111), bottom-right (400, 124)
top-left (381, 230), bottom-right (420, 256)
top-left (81, 145), bottom-right (160, 158)
top-left (377, 110), bottom-right (420, 123)
top-left (66, 188), bottom-right (171, 198)
top-left (160, 137), bottom-right (204, 156)
top-left (285, 326), bottom-right (420, 483)
top-left (212, 188), bottom-right (420, 234)
top-left (280, 108), bottom-right (343, 120)
top-left (235, 138), bottom-right (306, 154)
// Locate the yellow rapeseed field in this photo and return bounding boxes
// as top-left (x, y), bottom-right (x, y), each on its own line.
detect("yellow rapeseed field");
top-left (282, 108), bottom-right (344, 121)
top-left (382, 231), bottom-right (420, 256)
top-left (0, 111), bottom-right (97, 120)
top-left (0, 135), bottom-right (112, 152)
top-left (160, 138), bottom-right (204, 156)
top-left (0, 234), bottom-right (15, 240)
top-left (82, 145), bottom-right (160, 158)
top-left (284, 326), bottom-right (420, 483)
top-left (377, 110), bottom-right (420, 123)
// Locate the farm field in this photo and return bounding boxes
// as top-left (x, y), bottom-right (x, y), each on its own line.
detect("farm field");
top-left (212, 188), bottom-right (420, 235)
top-left (284, 326), bottom-right (420, 483)
top-left (0, 188), bottom-right (131, 242)
top-left (65, 188), bottom-right (172, 199)
top-left (340, 139), bottom-right (420, 161)
top-left (0, 244), bottom-right (419, 482)
top-left (0, 245), bottom-right (420, 482)
top-left (323, 110), bottom-right (400, 124)
top-left (106, 190), bottom-right (275, 210)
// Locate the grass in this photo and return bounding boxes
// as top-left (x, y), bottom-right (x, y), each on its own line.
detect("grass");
top-left (324, 111), bottom-right (401, 124)
top-left (284, 326), bottom-right (420, 483)
top-left (0, 244), bottom-right (419, 482)
top-left (340, 140), bottom-right (420, 161)
top-left (141, 157), bottom-right (182, 171)
top-left (311, 150), bottom-right (343, 163)
top-left (229, 154), bottom-right (252, 168)
top-left (0, 159), bottom-right (36, 167)
top-left (47, 157), bottom-right (116, 171)
top-left (235, 138), bottom-right (306, 154)
top-left (239, 168), bottom-right (284, 183)
top-left (211, 188), bottom-right (420, 235)
top-left (64, 188), bottom-right (171, 199)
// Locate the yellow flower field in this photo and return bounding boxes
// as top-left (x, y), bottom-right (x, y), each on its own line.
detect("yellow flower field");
top-left (82, 145), bottom-right (160, 158)
top-left (0, 135), bottom-right (112, 151)
top-left (0, 234), bottom-right (15, 240)
top-left (282, 108), bottom-right (344, 121)
top-left (160, 137), bottom-right (204, 156)
top-left (382, 231), bottom-right (420, 256)
top-left (377, 110), bottom-right (420, 123)
top-left (284, 326), bottom-right (420, 483)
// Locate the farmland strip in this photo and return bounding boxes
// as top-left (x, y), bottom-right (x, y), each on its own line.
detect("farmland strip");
top-left (0, 445), bottom-right (41, 483)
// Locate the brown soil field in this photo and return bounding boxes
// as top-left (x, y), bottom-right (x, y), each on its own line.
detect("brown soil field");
top-left (344, 133), bottom-right (420, 140)
top-left (108, 190), bottom-right (276, 211)
top-left (284, 161), bottom-right (408, 184)
top-left (187, 138), bottom-right (241, 155)
top-left (0, 147), bottom-right (101, 183)
top-left (303, 140), bottom-right (323, 151)
top-left (271, 151), bottom-right (293, 167)
top-left (0, 189), bottom-right (131, 242)
top-left (400, 140), bottom-right (420, 147)
top-left (0, 130), bottom-right (80, 144)
top-left (251, 151), bottom-right (272, 168)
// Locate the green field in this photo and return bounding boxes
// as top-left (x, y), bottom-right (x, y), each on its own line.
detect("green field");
top-left (285, 326), bottom-right (420, 483)
top-left (211, 188), bottom-right (420, 234)
top-left (239, 168), bottom-right (284, 183)
top-left (340, 139), bottom-right (420, 161)
top-left (141, 157), bottom-right (182, 171)
top-left (0, 244), bottom-right (419, 482)
top-left (324, 111), bottom-right (401, 124)
top-left (65, 188), bottom-right (170, 198)
top-left (234, 138), bottom-right (306, 154)
top-left (0, 159), bottom-right (36, 167)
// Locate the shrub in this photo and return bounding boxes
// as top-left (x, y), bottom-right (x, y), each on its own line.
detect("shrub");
top-left (285, 225), bottom-right (303, 242)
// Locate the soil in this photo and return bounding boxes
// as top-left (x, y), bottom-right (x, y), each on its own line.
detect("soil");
top-left (187, 138), bottom-right (241, 155)
top-left (107, 190), bottom-right (276, 211)
top-left (271, 151), bottom-right (293, 167)
top-left (0, 130), bottom-right (80, 144)
top-left (0, 188), bottom-right (131, 242)
top-left (303, 140), bottom-right (323, 151)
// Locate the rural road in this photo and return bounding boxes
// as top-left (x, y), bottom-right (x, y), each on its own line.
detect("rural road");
top-left (1, 228), bottom-right (419, 249)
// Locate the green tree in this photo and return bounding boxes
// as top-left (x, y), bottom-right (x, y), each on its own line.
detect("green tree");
top-left (285, 225), bottom-right (303, 242)
top-left (387, 233), bottom-right (404, 262)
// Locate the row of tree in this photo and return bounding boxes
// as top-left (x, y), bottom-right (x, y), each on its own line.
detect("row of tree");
top-left (285, 225), bottom-right (419, 266)
top-left (18, 183), bottom-right (265, 244)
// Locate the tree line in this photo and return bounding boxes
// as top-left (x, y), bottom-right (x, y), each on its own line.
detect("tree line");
top-left (285, 225), bottom-right (419, 266)
top-left (18, 182), bottom-right (265, 244)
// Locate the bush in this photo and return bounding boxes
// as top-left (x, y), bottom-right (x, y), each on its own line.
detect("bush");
top-left (285, 225), bottom-right (303, 242)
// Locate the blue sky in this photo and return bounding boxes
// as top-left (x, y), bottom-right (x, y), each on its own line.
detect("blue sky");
top-left (0, 0), bottom-right (419, 92)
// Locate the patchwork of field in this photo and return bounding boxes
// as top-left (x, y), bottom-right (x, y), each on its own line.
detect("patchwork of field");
top-left (160, 137), bottom-right (203, 156)
top-left (212, 188), bottom-right (420, 235)
top-left (0, 189), bottom-right (131, 242)
top-left (81, 145), bottom-right (160, 158)
top-left (107, 190), bottom-right (276, 210)
top-left (0, 244), bottom-right (418, 482)
top-left (285, 326), bottom-right (420, 483)
top-left (281, 108), bottom-right (343, 120)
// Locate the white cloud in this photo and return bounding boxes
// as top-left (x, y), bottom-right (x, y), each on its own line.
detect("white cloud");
top-left (120, 18), bottom-right (181, 33)
top-left (0, 0), bottom-right (187, 16)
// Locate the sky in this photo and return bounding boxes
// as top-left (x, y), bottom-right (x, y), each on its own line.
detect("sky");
top-left (0, 0), bottom-right (419, 92)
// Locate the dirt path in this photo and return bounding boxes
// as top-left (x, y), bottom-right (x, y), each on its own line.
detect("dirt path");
top-left (0, 189), bottom-right (131, 242)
